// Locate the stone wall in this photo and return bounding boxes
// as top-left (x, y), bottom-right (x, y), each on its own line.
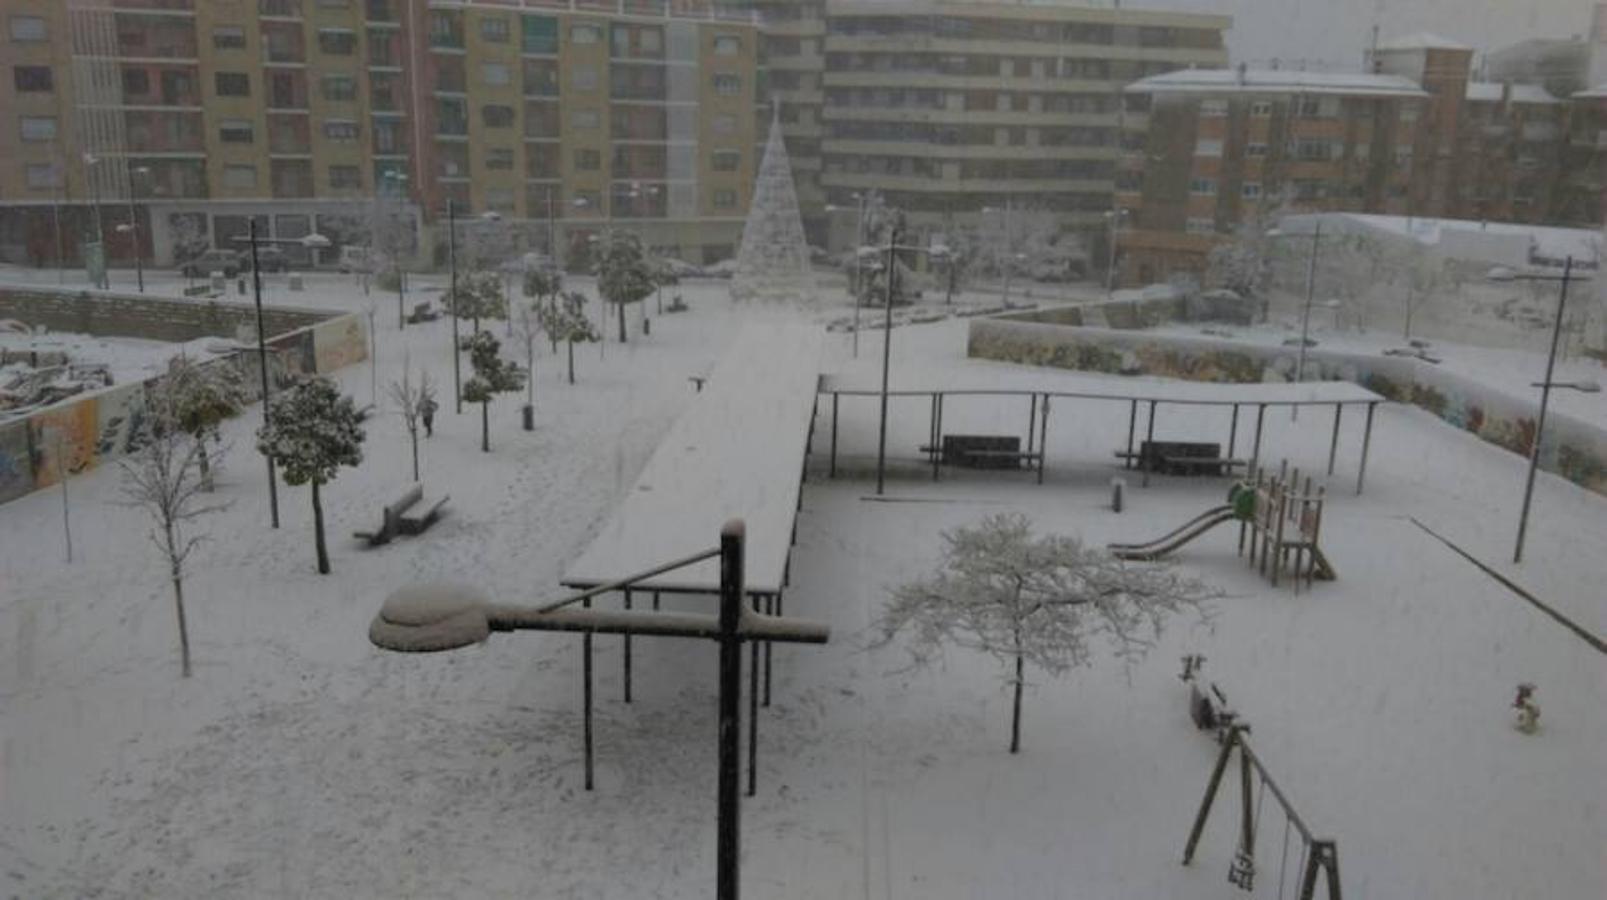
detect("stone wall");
top-left (968, 316), bottom-right (1607, 497)
top-left (0, 286), bottom-right (327, 344)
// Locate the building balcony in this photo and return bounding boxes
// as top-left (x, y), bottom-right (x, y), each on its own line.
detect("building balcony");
top-left (823, 139), bottom-right (1114, 161)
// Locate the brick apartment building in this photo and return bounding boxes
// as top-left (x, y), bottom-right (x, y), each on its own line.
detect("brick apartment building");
top-left (1113, 32), bottom-right (1601, 288)
top-left (0, 0), bottom-right (763, 268)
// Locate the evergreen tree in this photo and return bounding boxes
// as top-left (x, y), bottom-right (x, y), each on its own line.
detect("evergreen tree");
top-left (537, 291), bottom-right (601, 385)
top-left (165, 357), bottom-right (247, 491)
top-left (256, 378), bottom-right (365, 575)
top-left (594, 230), bottom-right (656, 343)
top-left (443, 269), bottom-right (509, 333)
top-left (460, 331), bottom-right (524, 452)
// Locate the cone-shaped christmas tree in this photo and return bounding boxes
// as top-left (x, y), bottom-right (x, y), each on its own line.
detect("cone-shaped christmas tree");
top-left (731, 107), bottom-right (815, 304)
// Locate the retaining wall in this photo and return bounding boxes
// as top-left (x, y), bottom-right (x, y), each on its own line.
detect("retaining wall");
top-left (0, 286), bottom-right (327, 343)
top-left (0, 288), bottom-right (366, 506)
top-left (968, 315), bottom-right (1607, 497)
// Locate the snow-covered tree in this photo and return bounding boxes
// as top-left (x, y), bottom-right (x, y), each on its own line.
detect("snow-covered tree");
top-left (169, 214), bottom-right (208, 285)
top-left (524, 265), bottom-right (563, 352)
top-left (539, 291), bottom-right (601, 385)
top-left (443, 269), bottom-right (508, 333)
top-left (876, 513), bottom-right (1216, 753)
top-left (1207, 220), bottom-right (1276, 305)
top-left (460, 331), bottom-right (524, 453)
top-left (595, 229), bottom-right (656, 343)
top-left (164, 356), bottom-right (246, 491)
top-left (387, 361), bottom-right (434, 481)
top-left (1400, 249), bottom-right (1444, 342)
top-left (256, 378), bottom-right (365, 575)
top-left (510, 303), bottom-right (541, 428)
top-left (117, 374), bottom-right (231, 677)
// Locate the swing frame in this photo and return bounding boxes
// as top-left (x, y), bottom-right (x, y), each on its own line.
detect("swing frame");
top-left (1182, 725), bottom-right (1343, 900)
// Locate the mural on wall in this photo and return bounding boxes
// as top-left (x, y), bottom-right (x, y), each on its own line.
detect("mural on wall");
top-left (94, 381), bottom-right (148, 459)
top-left (268, 328), bottom-right (318, 380)
top-left (0, 419), bottom-right (34, 504)
top-left (28, 397), bottom-right (99, 489)
top-left (970, 316), bottom-right (1607, 498)
top-left (312, 315), bottom-right (368, 375)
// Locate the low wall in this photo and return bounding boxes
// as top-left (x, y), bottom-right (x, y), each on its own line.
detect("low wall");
top-left (0, 286), bottom-right (327, 344)
top-left (968, 316), bottom-right (1607, 497)
top-left (0, 293), bottom-right (367, 506)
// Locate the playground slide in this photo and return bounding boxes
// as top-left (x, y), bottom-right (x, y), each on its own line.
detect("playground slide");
top-left (1108, 506), bottom-right (1238, 562)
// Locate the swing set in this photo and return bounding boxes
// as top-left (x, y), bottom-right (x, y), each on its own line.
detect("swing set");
top-left (1182, 722), bottom-right (1343, 900)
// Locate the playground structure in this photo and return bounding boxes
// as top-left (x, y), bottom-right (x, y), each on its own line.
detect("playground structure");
top-left (1110, 461), bottom-right (1334, 593)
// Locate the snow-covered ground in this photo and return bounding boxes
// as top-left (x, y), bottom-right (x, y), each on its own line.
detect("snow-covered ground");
top-left (1, 275), bottom-right (1602, 898)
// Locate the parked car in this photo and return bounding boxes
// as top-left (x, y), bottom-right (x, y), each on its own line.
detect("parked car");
top-left (180, 249), bottom-right (243, 279)
top-left (240, 246), bottom-right (290, 273)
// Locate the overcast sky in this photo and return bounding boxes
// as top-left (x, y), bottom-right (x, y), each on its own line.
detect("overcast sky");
top-left (1140, 0), bottom-right (1598, 71)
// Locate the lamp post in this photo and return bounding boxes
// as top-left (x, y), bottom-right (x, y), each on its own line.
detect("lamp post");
top-left (383, 170), bottom-right (409, 329)
top-left (233, 226), bottom-right (332, 529)
top-left (1104, 207), bottom-right (1128, 292)
top-left (982, 200), bottom-right (1020, 306)
top-left (82, 153), bottom-right (108, 289)
top-left (825, 195), bottom-right (870, 357)
top-left (1266, 221), bottom-right (1326, 421)
top-left (1488, 258), bottom-right (1596, 564)
top-left (873, 232), bottom-right (948, 495)
top-left (119, 163), bottom-right (149, 293)
top-left (448, 199), bottom-right (462, 413)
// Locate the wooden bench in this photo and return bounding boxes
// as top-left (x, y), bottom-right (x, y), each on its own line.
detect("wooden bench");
top-left (353, 484), bottom-right (448, 545)
top-left (1117, 441), bottom-right (1244, 477)
top-left (920, 434), bottom-right (1039, 470)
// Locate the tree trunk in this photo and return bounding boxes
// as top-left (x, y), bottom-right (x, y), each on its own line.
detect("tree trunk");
top-left (617, 301), bottom-right (627, 344)
top-left (166, 524), bottom-right (192, 678)
top-left (480, 400), bottom-right (490, 452)
top-left (311, 479), bottom-right (330, 575)
top-left (1403, 289), bottom-right (1414, 341)
top-left (548, 294), bottom-right (559, 354)
top-left (409, 429), bottom-right (419, 481)
top-left (1010, 649), bottom-right (1024, 754)
top-left (198, 434), bottom-right (213, 491)
top-left (567, 339), bottom-right (575, 385)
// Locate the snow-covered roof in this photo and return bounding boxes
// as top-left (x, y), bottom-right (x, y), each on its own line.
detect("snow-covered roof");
top-left (1575, 83), bottom-right (1607, 99)
top-left (1126, 68), bottom-right (1428, 98)
top-left (1278, 213), bottom-right (1603, 266)
top-left (1375, 32), bottom-right (1472, 52)
top-left (1465, 82), bottom-right (1560, 104)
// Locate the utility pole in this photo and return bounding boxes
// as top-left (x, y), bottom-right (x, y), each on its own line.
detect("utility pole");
top-left (449, 199), bottom-right (462, 414)
top-left (875, 224), bottom-right (900, 496)
top-left (1513, 257), bottom-right (1574, 565)
top-left (248, 220), bottom-right (281, 529)
top-left (1294, 220), bottom-right (1322, 422)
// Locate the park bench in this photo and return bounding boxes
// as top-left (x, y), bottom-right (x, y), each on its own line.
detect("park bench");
top-left (1115, 441), bottom-right (1246, 477)
top-left (919, 434), bottom-right (1042, 470)
top-left (353, 484), bottom-right (449, 546)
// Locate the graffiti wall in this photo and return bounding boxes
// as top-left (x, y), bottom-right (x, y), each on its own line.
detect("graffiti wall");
top-left (968, 317), bottom-right (1607, 497)
top-left (0, 311), bottom-right (368, 507)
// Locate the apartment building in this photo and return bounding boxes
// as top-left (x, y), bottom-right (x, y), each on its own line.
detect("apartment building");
top-left (1115, 66), bottom-right (1429, 285)
top-left (738, 0), bottom-right (826, 243)
top-left (0, 0), bottom-right (762, 268)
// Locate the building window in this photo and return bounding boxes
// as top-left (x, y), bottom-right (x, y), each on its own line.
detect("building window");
top-left (123, 69), bottom-right (150, 97)
top-left (573, 108), bottom-right (599, 129)
top-left (1241, 182), bottom-right (1262, 199)
top-left (481, 62), bottom-right (510, 86)
top-left (10, 15), bottom-right (47, 42)
top-left (323, 119), bottom-right (360, 140)
top-left (1393, 146), bottom-right (1413, 166)
top-left (482, 104), bottom-right (514, 128)
top-left (713, 33), bottom-right (741, 56)
top-left (25, 163), bottom-right (61, 189)
top-left (480, 15), bottom-right (509, 43)
top-left (20, 116), bottom-right (57, 142)
top-left (1194, 138), bottom-right (1223, 157)
top-left (1399, 105), bottom-right (1419, 123)
top-left (713, 188), bottom-right (737, 209)
top-left (522, 15), bottom-right (558, 54)
top-left (1250, 101), bottom-right (1273, 117)
top-left (321, 74), bottom-right (357, 101)
top-left (223, 164), bottom-right (258, 189)
top-left (318, 29), bottom-right (356, 55)
top-left (1199, 98), bottom-right (1228, 117)
top-left (570, 23), bottom-right (601, 45)
top-left (212, 26), bottom-right (246, 50)
top-left (219, 119), bottom-right (255, 143)
top-left (573, 148), bottom-right (600, 170)
top-left (571, 65), bottom-right (598, 91)
top-left (712, 113), bottom-right (737, 135)
top-left (1188, 178), bottom-right (1216, 195)
top-left (711, 149), bottom-right (740, 171)
top-left (1246, 142), bottom-right (1269, 158)
top-left (215, 72), bottom-right (250, 97)
top-left (329, 164), bottom-right (362, 188)
top-left (486, 147), bottom-right (513, 170)
top-left (712, 73), bottom-right (741, 96)
top-left (13, 65), bottom-right (52, 93)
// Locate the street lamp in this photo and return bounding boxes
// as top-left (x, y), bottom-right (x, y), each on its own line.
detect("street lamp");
top-left (383, 170), bottom-right (411, 329)
top-left (117, 164), bottom-right (150, 293)
top-left (826, 194), bottom-right (871, 357)
top-left (82, 153), bottom-right (108, 289)
top-left (1104, 207), bottom-right (1128, 293)
top-left (1265, 222), bottom-right (1326, 421)
top-left (1487, 258), bottom-right (1596, 564)
top-left (982, 201), bottom-right (1022, 306)
top-left (872, 229), bottom-right (946, 495)
top-left (232, 227), bottom-right (332, 529)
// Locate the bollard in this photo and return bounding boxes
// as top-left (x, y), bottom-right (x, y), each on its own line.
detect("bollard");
top-left (1111, 477), bottom-right (1126, 513)
top-left (238, 278), bottom-right (247, 295)
top-left (521, 403), bottom-right (534, 431)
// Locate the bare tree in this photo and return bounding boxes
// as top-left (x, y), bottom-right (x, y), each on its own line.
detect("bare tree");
top-left (876, 513), bottom-right (1216, 754)
top-left (387, 360), bottom-right (434, 481)
top-left (117, 378), bottom-right (231, 677)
